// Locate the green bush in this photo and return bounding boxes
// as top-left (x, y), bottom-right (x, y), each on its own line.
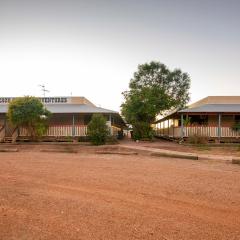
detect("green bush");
top-left (132, 121), bottom-right (153, 140)
top-left (232, 122), bottom-right (240, 132)
top-left (78, 136), bottom-right (90, 142)
top-left (237, 145), bottom-right (240, 151)
top-left (106, 135), bottom-right (118, 144)
top-left (188, 134), bottom-right (208, 144)
top-left (87, 114), bottom-right (109, 145)
top-left (66, 135), bottom-right (73, 142)
top-left (35, 122), bottom-right (49, 137)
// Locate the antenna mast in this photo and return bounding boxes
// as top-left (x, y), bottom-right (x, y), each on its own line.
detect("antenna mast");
top-left (39, 84), bottom-right (50, 97)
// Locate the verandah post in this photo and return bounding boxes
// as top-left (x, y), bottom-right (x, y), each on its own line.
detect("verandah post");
top-left (109, 114), bottom-right (112, 135)
top-left (72, 114), bottom-right (75, 137)
top-left (163, 121), bottom-right (165, 135)
top-left (173, 119), bottom-right (175, 138)
top-left (168, 119), bottom-right (170, 137)
top-left (218, 113), bottom-right (221, 141)
top-left (181, 114), bottom-right (184, 139)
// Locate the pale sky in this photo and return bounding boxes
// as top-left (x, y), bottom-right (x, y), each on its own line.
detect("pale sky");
top-left (0, 0), bottom-right (240, 111)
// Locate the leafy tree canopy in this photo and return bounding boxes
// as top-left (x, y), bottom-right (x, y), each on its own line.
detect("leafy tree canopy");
top-left (7, 96), bottom-right (51, 137)
top-left (121, 61), bottom-right (191, 139)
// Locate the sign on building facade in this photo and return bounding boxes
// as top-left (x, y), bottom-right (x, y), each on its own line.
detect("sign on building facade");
top-left (0, 97), bottom-right (68, 104)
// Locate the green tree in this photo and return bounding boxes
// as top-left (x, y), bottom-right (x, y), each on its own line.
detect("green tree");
top-left (121, 61), bottom-right (190, 140)
top-left (87, 114), bottom-right (109, 145)
top-left (7, 96), bottom-right (51, 138)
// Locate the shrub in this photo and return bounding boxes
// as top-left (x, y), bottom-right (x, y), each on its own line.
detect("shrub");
top-left (35, 122), bottom-right (49, 137)
top-left (237, 145), bottom-right (240, 151)
top-left (188, 134), bottom-right (208, 144)
top-left (87, 114), bottom-right (109, 145)
top-left (66, 135), bottom-right (73, 142)
top-left (132, 121), bottom-right (154, 140)
top-left (106, 135), bottom-right (118, 144)
top-left (232, 122), bottom-right (240, 132)
top-left (78, 136), bottom-right (90, 142)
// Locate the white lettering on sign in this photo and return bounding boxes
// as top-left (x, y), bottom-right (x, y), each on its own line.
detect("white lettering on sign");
top-left (0, 97), bottom-right (69, 104)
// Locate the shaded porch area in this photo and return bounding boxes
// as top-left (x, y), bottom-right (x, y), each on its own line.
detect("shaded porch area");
top-left (19, 113), bottom-right (124, 138)
top-left (154, 113), bottom-right (240, 141)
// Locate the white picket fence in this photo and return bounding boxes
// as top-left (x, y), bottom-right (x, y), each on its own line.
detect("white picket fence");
top-left (19, 125), bottom-right (120, 137)
top-left (20, 125), bottom-right (87, 137)
top-left (0, 126), bottom-right (5, 142)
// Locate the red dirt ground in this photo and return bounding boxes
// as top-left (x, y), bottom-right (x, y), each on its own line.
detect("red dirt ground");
top-left (121, 138), bottom-right (240, 157)
top-left (1, 148), bottom-right (240, 239)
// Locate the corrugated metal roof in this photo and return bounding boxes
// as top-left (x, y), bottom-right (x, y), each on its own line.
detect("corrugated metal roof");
top-left (179, 104), bottom-right (240, 113)
top-left (46, 104), bottom-right (118, 114)
top-left (0, 104), bottom-right (118, 114)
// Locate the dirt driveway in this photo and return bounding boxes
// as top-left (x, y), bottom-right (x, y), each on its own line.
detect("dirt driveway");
top-left (0, 150), bottom-right (240, 239)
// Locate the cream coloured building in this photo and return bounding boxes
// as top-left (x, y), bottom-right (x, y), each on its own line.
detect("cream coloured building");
top-left (154, 96), bottom-right (240, 141)
top-left (0, 96), bottom-right (125, 142)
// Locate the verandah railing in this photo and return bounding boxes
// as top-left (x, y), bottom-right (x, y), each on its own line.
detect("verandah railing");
top-left (155, 126), bottom-right (240, 138)
top-left (19, 125), bottom-right (121, 137)
top-left (0, 126), bottom-right (5, 142)
top-left (19, 125), bottom-right (88, 137)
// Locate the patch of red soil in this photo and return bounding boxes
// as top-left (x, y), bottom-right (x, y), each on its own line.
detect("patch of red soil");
top-left (0, 151), bottom-right (240, 239)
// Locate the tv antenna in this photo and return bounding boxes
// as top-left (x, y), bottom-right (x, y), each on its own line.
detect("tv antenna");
top-left (39, 84), bottom-right (49, 97)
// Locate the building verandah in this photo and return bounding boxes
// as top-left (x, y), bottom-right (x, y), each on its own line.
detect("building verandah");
top-left (18, 113), bottom-right (124, 138)
top-left (154, 96), bottom-right (240, 141)
top-left (0, 96), bottom-right (126, 142)
top-left (154, 113), bottom-right (240, 140)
